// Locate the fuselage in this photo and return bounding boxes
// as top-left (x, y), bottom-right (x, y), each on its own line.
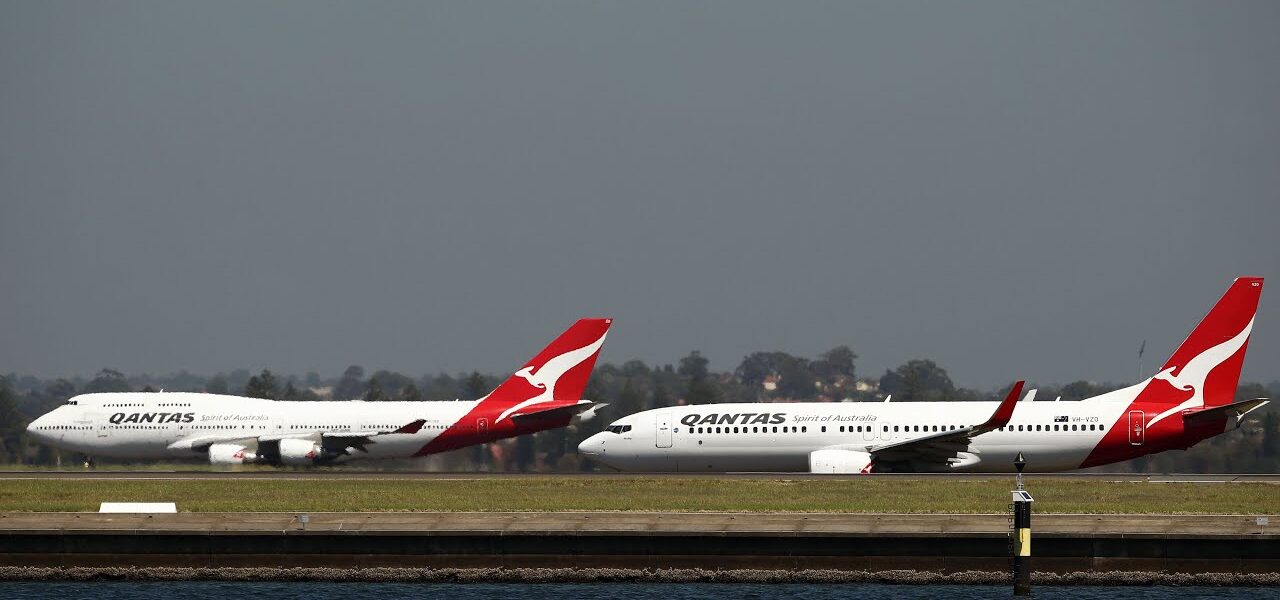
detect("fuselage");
top-left (25, 391), bottom-right (547, 463)
top-left (25, 318), bottom-right (615, 466)
top-left (581, 277), bottom-right (1264, 474)
top-left (578, 380), bottom-right (1232, 473)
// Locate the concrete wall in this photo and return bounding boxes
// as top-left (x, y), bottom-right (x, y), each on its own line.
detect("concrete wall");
top-left (1, 512), bottom-right (1276, 574)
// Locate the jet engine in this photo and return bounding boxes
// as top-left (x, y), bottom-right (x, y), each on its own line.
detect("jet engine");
top-left (278, 438), bottom-right (323, 465)
top-left (808, 449), bottom-right (875, 474)
top-left (208, 443), bottom-right (255, 465)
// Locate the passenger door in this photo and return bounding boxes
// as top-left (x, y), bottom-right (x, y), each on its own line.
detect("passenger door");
top-left (89, 413), bottom-right (109, 438)
top-left (655, 411), bottom-right (672, 448)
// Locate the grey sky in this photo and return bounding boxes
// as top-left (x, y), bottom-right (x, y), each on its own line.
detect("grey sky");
top-left (2, 1), bottom-right (1277, 389)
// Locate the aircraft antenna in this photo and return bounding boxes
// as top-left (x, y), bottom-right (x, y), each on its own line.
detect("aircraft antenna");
top-left (1137, 339), bottom-right (1146, 383)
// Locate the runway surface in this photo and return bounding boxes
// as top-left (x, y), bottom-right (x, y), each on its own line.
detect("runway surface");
top-left (1, 470), bottom-right (1277, 482)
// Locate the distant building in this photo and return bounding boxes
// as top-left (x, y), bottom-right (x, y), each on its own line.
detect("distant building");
top-left (762, 375), bottom-right (779, 392)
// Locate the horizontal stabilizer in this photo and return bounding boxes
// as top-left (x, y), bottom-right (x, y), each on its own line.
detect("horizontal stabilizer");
top-left (1182, 398), bottom-right (1270, 428)
top-left (511, 401), bottom-right (600, 423)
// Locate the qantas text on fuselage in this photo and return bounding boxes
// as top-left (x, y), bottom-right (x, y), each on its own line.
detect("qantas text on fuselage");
top-left (26, 319), bottom-right (613, 466)
top-left (579, 277), bottom-right (1267, 474)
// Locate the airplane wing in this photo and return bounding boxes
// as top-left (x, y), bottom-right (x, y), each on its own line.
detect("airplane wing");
top-left (166, 434), bottom-right (259, 451)
top-left (167, 419), bottom-right (427, 453)
top-left (861, 381), bottom-right (1027, 469)
top-left (314, 419), bottom-right (428, 455)
top-left (1182, 398), bottom-right (1269, 429)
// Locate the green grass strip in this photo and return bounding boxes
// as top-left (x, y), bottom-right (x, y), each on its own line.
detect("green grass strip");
top-left (0, 478), bottom-right (1276, 514)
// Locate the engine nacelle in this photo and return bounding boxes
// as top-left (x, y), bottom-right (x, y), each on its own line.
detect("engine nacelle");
top-left (809, 449), bottom-right (875, 474)
top-left (208, 443), bottom-right (254, 465)
top-left (278, 438), bottom-right (323, 465)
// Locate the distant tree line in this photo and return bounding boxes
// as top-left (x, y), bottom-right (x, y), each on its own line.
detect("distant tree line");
top-left (3, 348), bottom-right (1277, 473)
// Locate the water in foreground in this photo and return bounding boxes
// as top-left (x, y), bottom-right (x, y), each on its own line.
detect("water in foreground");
top-left (1, 582), bottom-right (1275, 600)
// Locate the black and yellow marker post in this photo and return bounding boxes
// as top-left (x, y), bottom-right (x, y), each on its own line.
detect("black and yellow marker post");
top-left (1011, 452), bottom-right (1033, 596)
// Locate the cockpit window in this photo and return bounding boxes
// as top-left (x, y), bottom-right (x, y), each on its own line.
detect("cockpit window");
top-left (65, 400), bottom-right (78, 405)
top-left (605, 425), bottom-right (632, 434)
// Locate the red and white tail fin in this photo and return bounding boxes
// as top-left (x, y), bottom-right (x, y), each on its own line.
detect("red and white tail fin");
top-left (1140, 276), bottom-right (1262, 409)
top-left (480, 318), bottom-right (612, 422)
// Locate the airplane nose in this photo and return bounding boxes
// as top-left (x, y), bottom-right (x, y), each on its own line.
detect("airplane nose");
top-left (577, 433), bottom-right (606, 456)
top-left (25, 418), bottom-right (44, 441)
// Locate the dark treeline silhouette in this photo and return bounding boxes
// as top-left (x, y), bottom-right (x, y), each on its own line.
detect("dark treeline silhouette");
top-left (3, 347), bottom-right (1277, 473)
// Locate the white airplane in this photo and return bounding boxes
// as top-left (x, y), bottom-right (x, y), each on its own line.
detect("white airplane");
top-left (579, 277), bottom-right (1267, 473)
top-left (26, 318), bottom-right (613, 466)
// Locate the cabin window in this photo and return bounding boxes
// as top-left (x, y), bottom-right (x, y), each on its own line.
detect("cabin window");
top-left (821, 426), bottom-right (826, 433)
top-left (772, 426), bottom-right (778, 433)
top-left (801, 426), bottom-right (807, 433)
top-left (893, 426), bottom-right (899, 432)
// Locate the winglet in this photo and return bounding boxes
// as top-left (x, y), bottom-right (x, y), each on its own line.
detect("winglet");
top-left (982, 381), bottom-right (1025, 431)
top-left (393, 419), bottom-right (427, 434)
